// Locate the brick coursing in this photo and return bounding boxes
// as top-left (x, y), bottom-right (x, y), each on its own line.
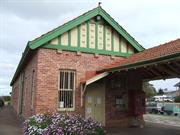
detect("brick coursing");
top-left (12, 51), bottom-right (38, 118)
top-left (35, 48), bottom-right (125, 115)
top-left (12, 48), bottom-right (144, 127)
top-left (12, 76), bottom-right (20, 113)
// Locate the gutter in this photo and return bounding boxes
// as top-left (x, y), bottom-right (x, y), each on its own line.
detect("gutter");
top-left (98, 52), bottom-right (180, 73)
top-left (10, 42), bottom-right (31, 86)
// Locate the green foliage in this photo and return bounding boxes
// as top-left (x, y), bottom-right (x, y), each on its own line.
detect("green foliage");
top-left (157, 88), bottom-right (164, 95)
top-left (0, 99), bottom-right (4, 107)
top-left (174, 96), bottom-right (180, 103)
top-left (143, 82), bottom-right (156, 98)
top-left (95, 128), bottom-right (106, 135)
top-left (24, 113), bottom-right (105, 135)
top-left (3, 96), bottom-right (11, 101)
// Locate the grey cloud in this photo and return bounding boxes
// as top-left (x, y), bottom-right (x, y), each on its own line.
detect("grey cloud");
top-left (0, 0), bottom-right (180, 95)
top-left (0, 0), bottom-right (95, 21)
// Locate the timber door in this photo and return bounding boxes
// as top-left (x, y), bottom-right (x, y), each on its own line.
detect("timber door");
top-left (18, 72), bottom-right (25, 115)
top-left (85, 83), bottom-right (105, 126)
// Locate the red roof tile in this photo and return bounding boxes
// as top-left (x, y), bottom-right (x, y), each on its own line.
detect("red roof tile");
top-left (99, 38), bottom-right (180, 71)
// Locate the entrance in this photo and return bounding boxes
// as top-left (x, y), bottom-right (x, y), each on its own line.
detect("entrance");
top-left (18, 72), bottom-right (24, 115)
top-left (85, 82), bottom-right (105, 126)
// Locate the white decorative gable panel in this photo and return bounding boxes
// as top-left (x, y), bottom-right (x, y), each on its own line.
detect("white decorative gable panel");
top-left (80, 23), bottom-right (87, 48)
top-left (105, 26), bottom-right (112, 51)
top-left (71, 27), bottom-right (78, 47)
top-left (61, 32), bottom-right (68, 46)
top-left (89, 23), bottom-right (96, 49)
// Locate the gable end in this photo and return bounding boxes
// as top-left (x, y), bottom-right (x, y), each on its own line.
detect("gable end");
top-left (28, 6), bottom-right (144, 56)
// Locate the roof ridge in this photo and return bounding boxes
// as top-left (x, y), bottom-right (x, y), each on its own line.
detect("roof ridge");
top-left (144, 38), bottom-right (180, 50)
top-left (128, 38), bottom-right (180, 59)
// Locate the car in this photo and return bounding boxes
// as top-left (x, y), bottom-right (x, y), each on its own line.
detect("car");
top-left (146, 102), bottom-right (164, 114)
top-left (163, 103), bottom-right (180, 116)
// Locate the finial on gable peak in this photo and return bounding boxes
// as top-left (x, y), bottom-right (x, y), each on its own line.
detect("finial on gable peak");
top-left (98, 2), bottom-right (102, 7)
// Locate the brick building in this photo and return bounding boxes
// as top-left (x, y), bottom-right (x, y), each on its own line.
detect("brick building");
top-left (11, 6), bottom-right (180, 127)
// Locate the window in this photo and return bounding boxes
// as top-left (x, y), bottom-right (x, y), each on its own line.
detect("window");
top-left (58, 70), bottom-right (75, 111)
top-left (115, 96), bottom-right (126, 111)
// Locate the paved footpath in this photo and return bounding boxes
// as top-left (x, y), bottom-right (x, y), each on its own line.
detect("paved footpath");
top-left (107, 123), bottom-right (180, 135)
top-left (144, 114), bottom-right (180, 127)
top-left (0, 106), bottom-right (22, 135)
top-left (1, 106), bottom-right (180, 135)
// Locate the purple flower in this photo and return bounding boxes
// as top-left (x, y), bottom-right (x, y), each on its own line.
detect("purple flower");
top-left (23, 113), bottom-right (105, 135)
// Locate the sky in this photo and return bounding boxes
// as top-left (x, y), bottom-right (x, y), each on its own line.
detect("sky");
top-left (0, 0), bottom-right (180, 96)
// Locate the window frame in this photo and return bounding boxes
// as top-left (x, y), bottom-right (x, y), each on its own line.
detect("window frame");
top-left (57, 69), bottom-right (76, 111)
top-left (115, 95), bottom-right (126, 111)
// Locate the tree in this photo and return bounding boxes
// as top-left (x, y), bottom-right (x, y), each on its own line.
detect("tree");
top-left (0, 99), bottom-right (4, 107)
top-left (174, 96), bottom-right (180, 103)
top-left (157, 88), bottom-right (164, 95)
top-left (143, 82), bottom-right (157, 98)
top-left (3, 96), bottom-right (11, 102)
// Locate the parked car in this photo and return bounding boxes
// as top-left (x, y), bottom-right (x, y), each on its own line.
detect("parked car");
top-left (163, 103), bottom-right (180, 116)
top-left (146, 102), bottom-right (164, 114)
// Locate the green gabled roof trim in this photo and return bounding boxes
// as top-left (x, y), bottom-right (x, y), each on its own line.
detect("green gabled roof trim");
top-left (98, 7), bottom-right (144, 52)
top-left (10, 6), bottom-right (144, 86)
top-left (29, 7), bottom-right (99, 49)
top-left (98, 52), bottom-right (180, 73)
top-left (29, 6), bottom-right (144, 52)
top-left (10, 43), bottom-right (31, 86)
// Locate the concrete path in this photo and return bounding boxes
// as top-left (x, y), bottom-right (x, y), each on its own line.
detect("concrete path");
top-left (144, 114), bottom-right (180, 127)
top-left (1, 106), bottom-right (180, 135)
top-left (0, 106), bottom-right (22, 135)
top-left (107, 122), bottom-right (180, 135)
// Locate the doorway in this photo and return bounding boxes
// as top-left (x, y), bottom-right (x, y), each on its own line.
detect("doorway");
top-left (85, 82), bottom-right (105, 126)
top-left (18, 72), bottom-right (24, 115)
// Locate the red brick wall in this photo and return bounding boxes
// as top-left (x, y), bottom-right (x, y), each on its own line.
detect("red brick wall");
top-left (35, 48), bottom-right (125, 116)
top-left (23, 51), bottom-right (38, 118)
top-left (12, 76), bottom-right (20, 113)
top-left (105, 71), bottom-right (143, 127)
top-left (12, 51), bottom-right (38, 118)
top-left (12, 48), bottom-right (145, 127)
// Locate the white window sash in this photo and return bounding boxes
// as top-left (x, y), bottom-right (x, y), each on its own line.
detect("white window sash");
top-left (58, 70), bottom-right (75, 111)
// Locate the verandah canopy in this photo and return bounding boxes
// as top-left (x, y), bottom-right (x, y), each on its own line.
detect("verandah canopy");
top-left (98, 39), bottom-right (180, 81)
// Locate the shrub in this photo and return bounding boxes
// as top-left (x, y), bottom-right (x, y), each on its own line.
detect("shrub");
top-left (23, 113), bottom-right (105, 135)
top-left (174, 96), bottom-right (180, 103)
top-left (0, 99), bottom-right (4, 107)
top-left (3, 96), bottom-right (11, 102)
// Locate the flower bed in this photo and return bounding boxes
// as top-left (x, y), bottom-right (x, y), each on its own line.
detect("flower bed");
top-left (23, 113), bottom-right (105, 135)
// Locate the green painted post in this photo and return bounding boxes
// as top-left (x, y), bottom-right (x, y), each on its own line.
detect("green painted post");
top-left (103, 25), bottom-right (106, 50)
top-left (87, 21), bottom-right (89, 48)
top-left (58, 36), bottom-right (61, 45)
top-left (111, 29), bottom-right (114, 51)
top-left (119, 36), bottom-right (121, 53)
top-left (68, 30), bottom-right (71, 47)
top-left (126, 41), bottom-right (128, 54)
top-left (95, 22), bottom-right (98, 50)
top-left (78, 25), bottom-right (81, 48)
